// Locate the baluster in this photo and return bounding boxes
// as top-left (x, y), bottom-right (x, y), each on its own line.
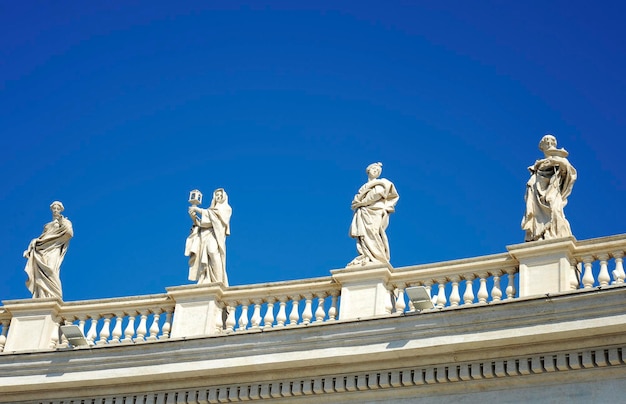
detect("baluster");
top-left (147, 310), bottom-right (161, 341)
top-left (275, 297), bottom-right (287, 327)
top-left (315, 294), bottom-right (326, 322)
top-left (97, 315), bottom-right (112, 345)
top-left (463, 275), bottom-right (475, 305)
top-left (288, 296), bottom-right (300, 326)
top-left (395, 286), bottom-right (407, 313)
top-left (58, 318), bottom-right (70, 348)
top-left (263, 299), bottom-right (275, 329)
top-left (225, 302), bottom-right (237, 332)
top-left (135, 311), bottom-right (149, 342)
top-left (77, 316), bottom-right (87, 338)
top-left (250, 299), bottom-right (263, 328)
top-left (597, 254), bottom-right (611, 286)
top-left (612, 251), bottom-right (625, 284)
top-left (328, 291), bottom-right (339, 320)
top-left (110, 314), bottom-right (123, 344)
top-left (435, 281), bottom-right (447, 308)
top-left (123, 311), bottom-right (137, 343)
top-left (251, 300), bottom-right (262, 329)
top-left (477, 273), bottom-right (489, 304)
top-left (505, 269), bottom-right (516, 299)
top-left (161, 308), bottom-right (172, 339)
top-left (302, 294), bottom-right (313, 325)
top-left (582, 256), bottom-right (595, 288)
top-left (86, 316), bottom-right (98, 345)
top-left (449, 277), bottom-right (461, 307)
top-left (238, 302), bottom-right (249, 330)
top-left (215, 304), bottom-right (225, 333)
top-left (576, 261), bottom-right (583, 287)
top-left (491, 272), bottom-right (502, 302)
top-left (0, 320), bottom-right (8, 352)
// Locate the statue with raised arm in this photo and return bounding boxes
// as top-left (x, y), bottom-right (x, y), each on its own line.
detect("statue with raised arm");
top-left (348, 162), bottom-right (399, 267)
top-left (522, 134), bottom-right (577, 242)
top-left (185, 188), bottom-right (232, 285)
top-left (23, 201), bottom-right (73, 299)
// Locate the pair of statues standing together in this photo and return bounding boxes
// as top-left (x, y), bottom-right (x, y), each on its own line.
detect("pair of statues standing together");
top-left (23, 135), bottom-right (577, 298)
top-left (345, 133), bottom-right (578, 266)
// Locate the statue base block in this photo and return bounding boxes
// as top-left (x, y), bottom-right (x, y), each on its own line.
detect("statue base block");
top-left (507, 237), bottom-right (577, 297)
top-left (331, 264), bottom-right (393, 321)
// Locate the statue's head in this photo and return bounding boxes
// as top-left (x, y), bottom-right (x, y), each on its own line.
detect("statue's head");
top-left (50, 201), bottom-right (64, 212)
top-left (50, 201), bottom-right (64, 218)
top-left (366, 162), bottom-right (383, 179)
top-left (539, 134), bottom-right (557, 152)
top-left (213, 188), bottom-right (227, 204)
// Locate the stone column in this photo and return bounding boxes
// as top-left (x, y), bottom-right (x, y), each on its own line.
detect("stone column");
top-left (331, 264), bottom-right (392, 321)
top-left (507, 237), bottom-right (577, 297)
top-left (166, 283), bottom-right (226, 338)
top-left (2, 298), bottom-right (61, 353)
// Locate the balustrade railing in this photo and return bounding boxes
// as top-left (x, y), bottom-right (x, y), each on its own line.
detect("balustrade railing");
top-left (58, 294), bottom-right (174, 346)
top-left (389, 253), bottom-right (519, 313)
top-left (221, 277), bottom-right (341, 333)
top-left (573, 236), bottom-right (626, 289)
top-left (2, 234), bottom-right (626, 353)
top-left (0, 309), bottom-right (9, 353)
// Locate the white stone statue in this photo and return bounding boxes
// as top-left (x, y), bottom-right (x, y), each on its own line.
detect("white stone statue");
top-left (348, 162), bottom-right (399, 267)
top-left (23, 201), bottom-right (74, 299)
top-left (521, 134), bottom-right (577, 242)
top-left (185, 188), bottom-right (232, 285)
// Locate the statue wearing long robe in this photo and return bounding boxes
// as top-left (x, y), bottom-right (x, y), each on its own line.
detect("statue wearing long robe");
top-left (348, 163), bottom-right (399, 266)
top-left (24, 202), bottom-right (73, 299)
top-left (522, 135), bottom-right (577, 242)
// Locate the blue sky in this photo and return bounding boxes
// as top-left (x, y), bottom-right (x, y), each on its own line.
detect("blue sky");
top-left (1, 1), bottom-right (625, 301)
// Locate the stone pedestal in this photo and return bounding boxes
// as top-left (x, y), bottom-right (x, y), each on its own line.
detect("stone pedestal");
top-left (2, 298), bottom-right (61, 353)
top-left (507, 237), bottom-right (577, 297)
top-left (331, 264), bottom-right (392, 320)
top-left (166, 283), bottom-right (225, 338)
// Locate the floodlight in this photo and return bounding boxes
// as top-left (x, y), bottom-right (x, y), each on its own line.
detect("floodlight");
top-left (60, 325), bottom-right (90, 347)
top-left (405, 286), bottom-right (435, 312)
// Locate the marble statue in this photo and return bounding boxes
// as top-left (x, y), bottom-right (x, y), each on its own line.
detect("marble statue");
top-left (23, 201), bottom-right (74, 299)
top-left (522, 134), bottom-right (577, 242)
top-left (348, 162), bottom-right (399, 266)
top-left (185, 188), bottom-right (232, 285)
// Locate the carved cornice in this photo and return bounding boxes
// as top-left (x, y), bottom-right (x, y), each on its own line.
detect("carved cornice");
top-left (3, 343), bottom-right (625, 403)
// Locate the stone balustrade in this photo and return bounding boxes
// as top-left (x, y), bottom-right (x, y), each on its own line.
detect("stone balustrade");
top-left (573, 235), bottom-right (626, 288)
top-left (0, 309), bottom-right (9, 353)
top-left (389, 252), bottom-right (518, 312)
top-left (221, 277), bottom-right (341, 333)
top-left (2, 233), bottom-right (626, 354)
top-left (58, 294), bottom-right (175, 346)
